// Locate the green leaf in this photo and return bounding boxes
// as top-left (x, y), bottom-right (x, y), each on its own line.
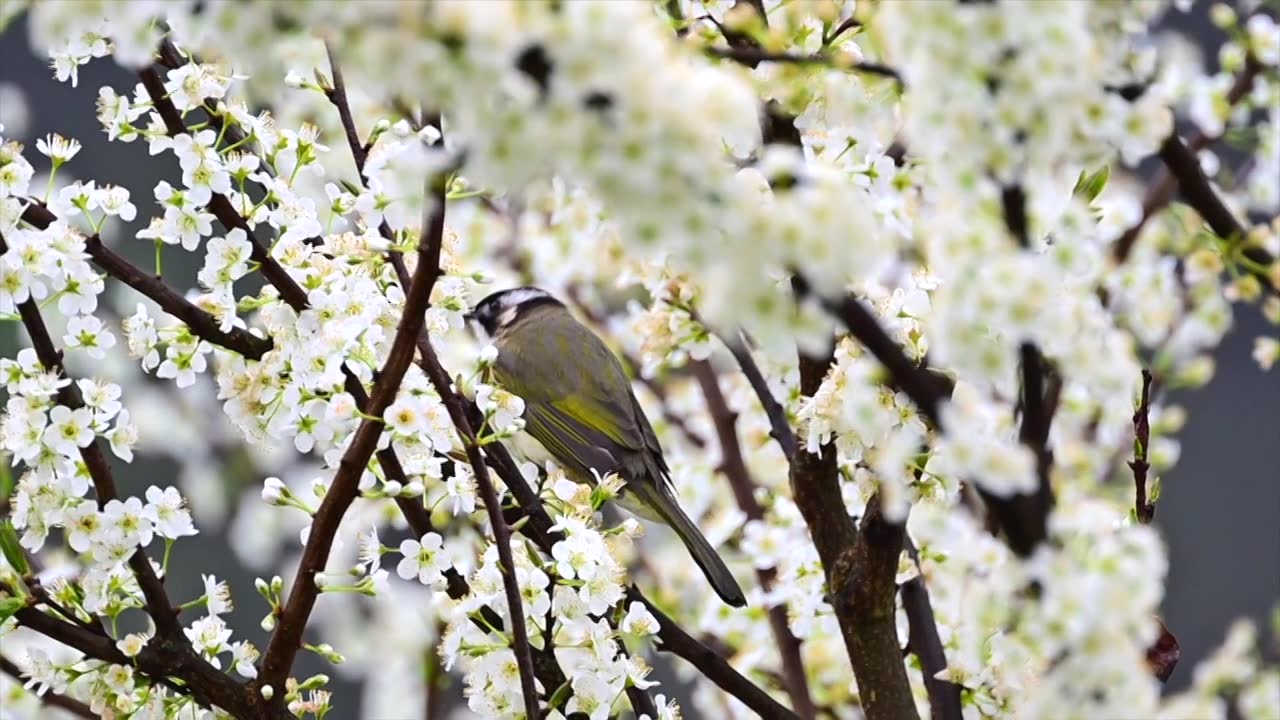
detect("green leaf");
top-left (0, 595), bottom-right (27, 624)
top-left (0, 459), bottom-right (12, 499)
top-left (0, 519), bottom-right (29, 576)
top-left (1073, 165), bottom-right (1110, 203)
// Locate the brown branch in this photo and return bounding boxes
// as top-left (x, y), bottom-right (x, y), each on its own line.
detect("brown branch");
top-left (1, 654), bottom-right (95, 719)
top-left (792, 276), bottom-right (952, 427)
top-left (255, 177), bottom-right (447, 698)
top-left (790, 352), bottom-right (917, 720)
top-left (981, 342), bottom-right (1056, 558)
top-left (12, 603), bottom-right (280, 718)
top-left (705, 46), bottom-right (902, 84)
top-left (822, 17), bottom-right (861, 46)
top-left (139, 65), bottom-right (312, 311)
top-left (1114, 54), bottom-right (1263, 263)
top-left (400, 313), bottom-right (544, 719)
top-left (627, 588), bottom-right (801, 720)
top-left (1130, 369), bottom-right (1156, 524)
top-left (155, 39), bottom-right (252, 153)
top-left (18, 202), bottom-right (272, 360)
top-left (990, 187), bottom-right (1056, 557)
top-left (0, 233), bottom-right (182, 643)
top-left (902, 539), bottom-right (962, 720)
top-left (323, 40), bottom-right (369, 179)
top-left (693, 361), bottom-right (816, 720)
top-left (725, 338), bottom-right (799, 461)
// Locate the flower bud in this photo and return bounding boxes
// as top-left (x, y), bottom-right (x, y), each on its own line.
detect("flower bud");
top-left (262, 477), bottom-right (288, 506)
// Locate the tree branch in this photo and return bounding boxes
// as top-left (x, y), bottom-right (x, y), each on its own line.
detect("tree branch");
top-left (996, 187), bottom-right (1057, 557)
top-left (138, 64), bottom-right (312, 311)
top-left (324, 40), bottom-right (369, 179)
top-left (1130, 369), bottom-right (1155, 524)
top-left (790, 352), bottom-right (917, 720)
top-left (627, 588), bottom-right (801, 720)
top-left (11, 602), bottom-right (276, 717)
top-left (397, 309), bottom-right (545, 718)
top-left (255, 178), bottom-right (447, 698)
top-left (0, 232), bottom-right (183, 642)
top-left (791, 276), bottom-right (951, 426)
top-left (0, 653), bottom-right (95, 719)
top-left (18, 202), bottom-right (272, 360)
top-left (902, 539), bottom-right (963, 720)
top-left (705, 46), bottom-right (902, 85)
top-left (724, 338), bottom-right (799, 461)
top-left (1113, 54), bottom-right (1263, 263)
top-left (1152, 132), bottom-right (1274, 285)
top-left (693, 360), bottom-right (816, 720)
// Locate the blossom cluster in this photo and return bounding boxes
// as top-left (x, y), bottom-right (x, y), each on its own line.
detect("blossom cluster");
top-left (0, 1), bottom-right (1278, 719)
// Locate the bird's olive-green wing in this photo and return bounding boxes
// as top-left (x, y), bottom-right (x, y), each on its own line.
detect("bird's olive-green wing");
top-left (492, 307), bottom-right (648, 475)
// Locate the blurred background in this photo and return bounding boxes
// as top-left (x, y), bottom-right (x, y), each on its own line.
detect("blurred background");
top-left (1, 2), bottom-right (1277, 718)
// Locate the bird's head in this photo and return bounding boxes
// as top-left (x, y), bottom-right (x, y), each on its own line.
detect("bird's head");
top-left (467, 286), bottom-right (564, 338)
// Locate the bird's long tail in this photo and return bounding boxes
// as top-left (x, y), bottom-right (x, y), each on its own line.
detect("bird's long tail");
top-left (634, 482), bottom-right (747, 608)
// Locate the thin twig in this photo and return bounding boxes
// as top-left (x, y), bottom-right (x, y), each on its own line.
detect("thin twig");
top-left (822, 17), bottom-right (861, 46)
top-left (256, 176), bottom-right (447, 697)
top-left (405, 316), bottom-right (545, 720)
top-left (693, 361), bottom-right (814, 719)
top-left (693, 361), bottom-right (815, 719)
top-left (324, 40), bottom-right (369, 178)
top-left (1, 654), bottom-right (96, 719)
top-left (705, 46), bottom-right (902, 85)
top-left (1130, 369), bottom-right (1156, 524)
top-left (724, 337), bottom-right (799, 461)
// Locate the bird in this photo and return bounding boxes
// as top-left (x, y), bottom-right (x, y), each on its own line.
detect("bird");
top-left (467, 286), bottom-right (747, 607)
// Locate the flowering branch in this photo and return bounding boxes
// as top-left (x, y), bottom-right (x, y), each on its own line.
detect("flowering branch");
top-left (0, 654), bottom-right (95, 719)
top-left (255, 178), bottom-right (447, 699)
top-left (10, 600), bottom-right (275, 717)
top-left (692, 360), bottom-right (816, 720)
top-left (627, 588), bottom-right (801, 720)
top-left (395, 308), bottom-right (544, 718)
top-left (1113, 53), bottom-right (1264, 263)
top-left (791, 275), bottom-right (951, 426)
top-left (0, 233), bottom-right (200, 654)
top-left (18, 202), bottom-right (272, 359)
top-left (137, 66), bottom-right (312, 311)
top-left (1002, 187), bottom-right (1057, 557)
top-left (1155, 132), bottom-right (1275, 285)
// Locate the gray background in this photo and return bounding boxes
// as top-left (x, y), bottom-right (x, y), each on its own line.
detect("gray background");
top-left (1, 2), bottom-right (1277, 718)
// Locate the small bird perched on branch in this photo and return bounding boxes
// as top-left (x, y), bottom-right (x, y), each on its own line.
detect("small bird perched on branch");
top-left (469, 287), bottom-right (747, 607)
